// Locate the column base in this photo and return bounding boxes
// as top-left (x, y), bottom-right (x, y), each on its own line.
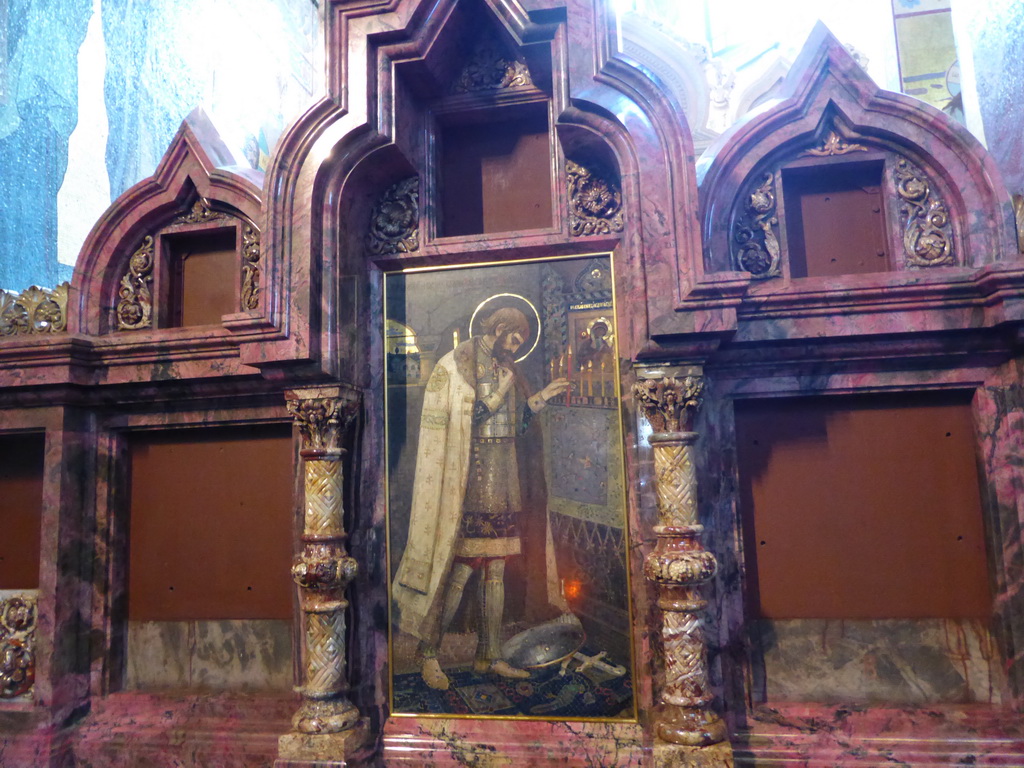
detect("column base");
top-left (656, 706), bottom-right (729, 746)
top-left (275, 720), bottom-right (371, 767)
top-left (653, 739), bottom-right (734, 768)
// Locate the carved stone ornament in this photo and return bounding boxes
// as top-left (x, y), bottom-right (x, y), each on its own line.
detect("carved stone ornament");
top-left (286, 390), bottom-right (360, 454)
top-left (567, 159), bottom-right (625, 237)
top-left (634, 376), bottom-right (704, 433)
top-left (1, 593), bottom-right (37, 699)
top-left (241, 223), bottom-right (261, 310)
top-left (804, 129), bottom-right (869, 157)
top-left (894, 156), bottom-right (956, 268)
top-left (175, 197), bottom-right (227, 225)
top-left (451, 29), bottom-right (532, 93)
top-left (367, 177), bottom-right (419, 256)
top-left (732, 172), bottom-right (781, 278)
top-left (0, 283), bottom-right (69, 337)
top-left (116, 236), bottom-right (155, 330)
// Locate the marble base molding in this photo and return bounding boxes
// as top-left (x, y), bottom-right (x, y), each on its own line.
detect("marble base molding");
top-left (276, 722), bottom-right (373, 767)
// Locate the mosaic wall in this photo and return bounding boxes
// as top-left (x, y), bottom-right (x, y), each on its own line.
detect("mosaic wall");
top-left (0, 0), bottom-right (320, 292)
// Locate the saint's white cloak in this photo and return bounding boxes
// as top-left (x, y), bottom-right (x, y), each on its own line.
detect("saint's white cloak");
top-left (393, 345), bottom-right (475, 640)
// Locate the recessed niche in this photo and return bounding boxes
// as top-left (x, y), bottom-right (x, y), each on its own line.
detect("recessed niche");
top-left (164, 228), bottom-right (239, 326)
top-left (438, 105), bottom-right (552, 236)
top-left (782, 159), bottom-right (890, 277)
top-left (736, 392), bottom-right (990, 619)
top-left (0, 433), bottom-right (45, 589)
top-left (127, 424), bottom-right (294, 621)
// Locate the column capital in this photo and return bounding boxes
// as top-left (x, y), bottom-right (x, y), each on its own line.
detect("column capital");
top-left (633, 375), bottom-right (704, 434)
top-left (285, 386), bottom-right (361, 453)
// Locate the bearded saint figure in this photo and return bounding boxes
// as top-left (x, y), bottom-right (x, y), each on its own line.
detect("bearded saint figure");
top-left (393, 307), bottom-right (569, 690)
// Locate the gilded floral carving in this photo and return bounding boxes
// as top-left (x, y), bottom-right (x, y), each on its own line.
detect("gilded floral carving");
top-left (175, 197), bottom-right (226, 225)
top-left (451, 30), bottom-right (532, 93)
top-left (1, 593), bottom-right (37, 699)
top-left (241, 224), bottom-right (261, 310)
top-left (116, 236), bottom-right (155, 330)
top-left (895, 157), bottom-right (955, 267)
top-left (0, 283), bottom-right (69, 337)
top-left (732, 172), bottom-right (781, 278)
top-left (367, 177), bottom-right (419, 255)
top-left (567, 160), bottom-right (624, 237)
top-left (287, 390), bottom-right (360, 454)
top-left (804, 130), bottom-right (868, 157)
top-left (633, 376), bottom-right (704, 433)
top-left (645, 545), bottom-right (717, 585)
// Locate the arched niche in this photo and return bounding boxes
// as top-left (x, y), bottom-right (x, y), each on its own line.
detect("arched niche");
top-left (72, 109), bottom-right (272, 376)
top-left (691, 24), bottom-right (1018, 329)
top-left (263, 0), bottom-right (703, 383)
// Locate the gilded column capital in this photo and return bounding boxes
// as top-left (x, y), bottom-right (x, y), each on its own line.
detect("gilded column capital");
top-left (285, 386), bottom-right (361, 454)
top-left (633, 375), bottom-right (704, 434)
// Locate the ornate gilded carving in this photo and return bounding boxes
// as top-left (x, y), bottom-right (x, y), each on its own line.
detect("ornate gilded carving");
top-left (286, 390), bottom-right (360, 454)
top-left (0, 283), bottom-right (69, 337)
top-left (116, 236), bottom-right (155, 330)
top-left (241, 223), bottom-right (261, 310)
top-left (633, 375), bottom-right (730, 755)
top-left (732, 172), bottom-right (781, 278)
top-left (804, 130), bottom-right (868, 157)
top-left (367, 177), bottom-right (419, 256)
top-left (894, 156), bottom-right (955, 268)
top-left (284, 387), bottom-right (366, 745)
top-left (567, 160), bottom-right (625, 237)
top-left (175, 197), bottom-right (226, 225)
top-left (634, 376), bottom-right (704, 433)
top-left (451, 29), bottom-right (531, 93)
top-left (1, 593), bottom-right (37, 699)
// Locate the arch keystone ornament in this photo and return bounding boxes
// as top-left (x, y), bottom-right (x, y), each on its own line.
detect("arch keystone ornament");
top-left (634, 372), bottom-right (733, 768)
top-left (278, 386), bottom-right (368, 767)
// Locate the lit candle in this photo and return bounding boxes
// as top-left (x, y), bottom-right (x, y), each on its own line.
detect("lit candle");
top-left (566, 346), bottom-right (572, 404)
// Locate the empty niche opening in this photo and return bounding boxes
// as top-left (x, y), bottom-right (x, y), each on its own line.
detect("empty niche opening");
top-left (0, 433), bottom-right (45, 590)
top-left (164, 227), bottom-right (238, 327)
top-left (438, 104), bottom-right (553, 236)
top-left (125, 425), bottom-right (295, 691)
top-left (735, 393), bottom-right (1002, 705)
top-left (782, 159), bottom-right (889, 278)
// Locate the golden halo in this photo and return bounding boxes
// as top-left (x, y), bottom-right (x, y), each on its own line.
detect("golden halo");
top-left (469, 293), bottom-right (541, 363)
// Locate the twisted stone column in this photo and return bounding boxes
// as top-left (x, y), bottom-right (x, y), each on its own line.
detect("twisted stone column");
top-left (634, 373), bottom-right (733, 767)
top-left (278, 387), bottom-right (366, 766)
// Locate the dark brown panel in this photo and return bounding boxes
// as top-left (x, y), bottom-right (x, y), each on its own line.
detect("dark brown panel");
top-left (0, 433), bottom-right (45, 589)
top-left (128, 425), bottom-right (295, 620)
top-left (784, 161), bottom-right (890, 277)
top-left (440, 107), bottom-right (552, 236)
top-left (736, 393), bottom-right (990, 619)
top-left (167, 228), bottom-right (238, 327)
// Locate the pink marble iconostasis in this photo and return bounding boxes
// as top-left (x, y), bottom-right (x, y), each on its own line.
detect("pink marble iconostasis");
top-left (0, 1), bottom-right (1022, 766)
